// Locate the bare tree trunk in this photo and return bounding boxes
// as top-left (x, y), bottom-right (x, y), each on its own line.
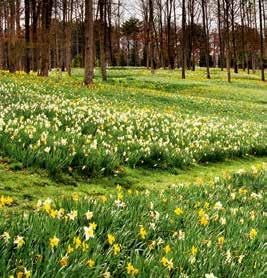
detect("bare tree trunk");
top-left (115, 0), bottom-right (121, 66)
top-left (149, 0), bottom-right (155, 73)
top-left (25, 0), bottom-right (30, 73)
top-left (66, 0), bottom-right (73, 76)
top-left (167, 0), bottom-right (174, 69)
top-left (182, 0), bottom-right (186, 78)
top-left (252, 0), bottom-right (257, 73)
top-left (157, 0), bottom-right (164, 68)
top-left (107, 0), bottom-right (113, 65)
top-left (0, 1), bottom-right (4, 69)
top-left (231, 0), bottom-right (238, 73)
top-left (8, 0), bottom-right (16, 73)
top-left (61, 0), bottom-right (67, 72)
top-left (240, 0), bottom-right (245, 71)
top-left (245, 2), bottom-right (251, 74)
top-left (258, 0), bottom-right (265, 81)
top-left (99, 0), bottom-right (107, 81)
top-left (225, 0), bottom-right (231, 82)
top-left (40, 0), bottom-right (53, 76)
top-left (84, 0), bottom-right (94, 85)
top-left (32, 0), bottom-right (40, 72)
top-left (201, 0), bottom-right (210, 78)
top-left (217, 0), bottom-right (224, 70)
top-left (189, 0), bottom-right (196, 70)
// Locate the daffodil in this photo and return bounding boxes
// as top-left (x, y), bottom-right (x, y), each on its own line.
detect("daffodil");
top-left (161, 256), bottom-right (173, 270)
top-left (113, 243), bottom-right (121, 255)
top-left (107, 234), bottom-right (116, 245)
top-left (14, 236), bottom-right (25, 248)
top-left (84, 226), bottom-right (94, 240)
top-left (199, 214), bottom-right (209, 226)
top-left (163, 244), bottom-right (171, 254)
top-left (191, 245), bottom-right (198, 256)
top-left (85, 211), bottom-right (93, 220)
top-left (60, 256), bottom-right (69, 267)
top-left (217, 236), bottom-right (225, 247)
top-left (249, 228), bottom-right (257, 239)
top-left (49, 236), bottom-right (60, 249)
top-left (174, 207), bottom-right (183, 216)
top-left (126, 263), bottom-right (139, 275)
top-left (73, 236), bottom-right (82, 249)
top-left (0, 231), bottom-right (11, 243)
top-left (86, 259), bottom-right (95, 268)
top-left (139, 225), bottom-right (147, 239)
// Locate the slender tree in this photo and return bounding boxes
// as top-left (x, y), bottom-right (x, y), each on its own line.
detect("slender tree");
top-left (258, 0), bottom-right (265, 81)
top-left (181, 0), bottom-right (186, 79)
top-left (149, 0), bottom-right (155, 73)
top-left (231, 0), bottom-right (238, 73)
top-left (84, 0), bottom-right (94, 85)
top-left (99, 0), bottom-right (107, 81)
top-left (24, 0), bottom-right (30, 73)
top-left (167, 0), bottom-right (174, 69)
top-left (0, 1), bottom-right (4, 69)
top-left (224, 0), bottom-right (231, 82)
top-left (39, 0), bottom-right (53, 76)
top-left (8, 0), bottom-right (16, 73)
top-left (201, 0), bottom-right (211, 78)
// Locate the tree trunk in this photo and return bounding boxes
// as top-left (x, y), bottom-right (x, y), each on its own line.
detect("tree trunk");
top-left (182, 0), bottom-right (186, 78)
top-left (40, 0), bottom-right (53, 76)
top-left (32, 0), bottom-right (39, 72)
top-left (167, 0), bottom-right (174, 69)
top-left (217, 0), bottom-right (224, 70)
top-left (258, 0), bottom-right (265, 81)
top-left (99, 0), bottom-right (107, 81)
top-left (201, 0), bottom-right (210, 78)
top-left (225, 0), bottom-right (231, 82)
top-left (240, 0), bottom-right (245, 71)
top-left (149, 0), bottom-right (155, 73)
top-left (8, 0), bottom-right (16, 73)
top-left (107, 0), bottom-right (113, 65)
top-left (231, 0), bottom-right (238, 73)
top-left (65, 0), bottom-right (73, 76)
top-left (0, 1), bottom-right (4, 69)
top-left (84, 0), bottom-right (94, 85)
top-left (61, 0), bottom-right (67, 72)
top-left (25, 0), bottom-right (30, 73)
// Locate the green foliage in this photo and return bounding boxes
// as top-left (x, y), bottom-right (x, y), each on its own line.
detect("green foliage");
top-left (0, 168), bottom-right (265, 277)
top-left (0, 68), bottom-right (266, 177)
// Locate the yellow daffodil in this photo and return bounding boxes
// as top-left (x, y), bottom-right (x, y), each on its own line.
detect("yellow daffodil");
top-left (113, 243), bottom-right (121, 255)
top-left (84, 226), bottom-right (94, 240)
top-left (191, 245), bottom-right (198, 256)
top-left (49, 236), bottom-right (60, 249)
top-left (126, 263), bottom-right (139, 275)
top-left (60, 256), bottom-right (69, 267)
top-left (107, 234), bottom-right (116, 245)
top-left (139, 226), bottom-right (147, 239)
top-left (164, 244), bottom-right (171, 254)
top-left (174, 207), bottom-right (183, 216)
top-left (14, 236), bottom-right (25, 248)
top-left (249, 228), bottom-right (257, 239)
top-left (73, 236), bottom-right (82, 249)
top-left (86, 259), bottom-right (95, 268)
top-left (161, 256), bottom-right (174, 270)
top-left (217, 236), bottom-right (225, 247)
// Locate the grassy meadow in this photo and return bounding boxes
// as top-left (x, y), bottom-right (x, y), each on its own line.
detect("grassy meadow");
top-left (0, 68), bottom-right (266, 277)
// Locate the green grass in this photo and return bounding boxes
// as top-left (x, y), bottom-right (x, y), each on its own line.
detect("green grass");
top-left (0, 168), bottom-right (265, 277)
top-left (0, 156), bottom-right (266, 210)
top-left (0, 68), bottom-right (266, 177)
top-left (0, 68), bottom-right (266, 276)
